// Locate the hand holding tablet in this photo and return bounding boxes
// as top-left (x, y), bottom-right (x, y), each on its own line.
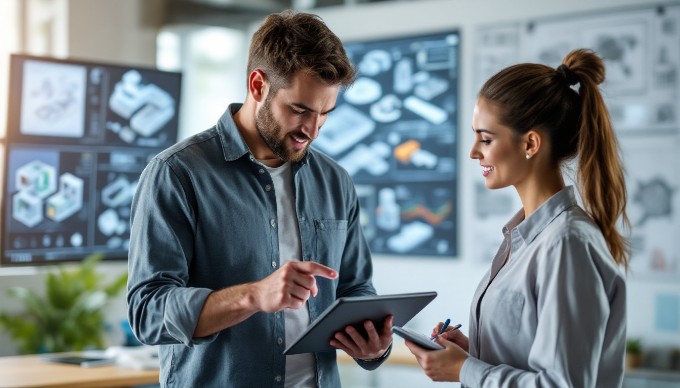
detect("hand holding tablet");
top-left (392, 326), bottom-right (444, 350)
top-left (393, 321), bottom-right (462, 350)
top-left (283, 291), bottom-right (437, 354)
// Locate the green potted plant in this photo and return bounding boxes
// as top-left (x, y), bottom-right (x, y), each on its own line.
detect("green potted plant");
top-left (0, 254), bottom-right (127, 354)
top-left (625, 337), bottom-right (643, 370)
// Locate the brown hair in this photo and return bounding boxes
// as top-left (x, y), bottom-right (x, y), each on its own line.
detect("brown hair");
top-left (479, 49), bottom-right (629, 268)
top-left (247, 10), bottom-right (356, 94)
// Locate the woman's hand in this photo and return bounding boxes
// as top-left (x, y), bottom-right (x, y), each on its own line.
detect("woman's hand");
top-left (404, 335), bottom-right (469, 382)
top-left (435, 323), bottom-right (469, 352)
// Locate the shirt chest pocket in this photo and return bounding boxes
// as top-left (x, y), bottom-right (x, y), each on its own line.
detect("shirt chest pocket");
top-left (490, 290), bottom-right (525, 336)
top-left (313, 219), bottom-right (348, 269)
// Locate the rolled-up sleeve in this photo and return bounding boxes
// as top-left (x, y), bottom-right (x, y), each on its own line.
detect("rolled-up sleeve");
top-left (127, 158), bottom-right (217, 347)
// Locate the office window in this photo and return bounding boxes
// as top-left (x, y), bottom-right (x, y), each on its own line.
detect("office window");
top-left (1, 0), bottom-right (21, 139)
top-left (157, 26), bottom-right (247, 140)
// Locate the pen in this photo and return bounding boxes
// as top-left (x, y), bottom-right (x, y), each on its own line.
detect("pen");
top-left (431, 321), bottom-right (462, 341)
top-left (431, 318), bottom-right (450, 340)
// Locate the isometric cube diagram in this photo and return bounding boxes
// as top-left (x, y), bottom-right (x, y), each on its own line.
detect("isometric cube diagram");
top-left (338, 142), bottom-right (390, 177)
top-left (109, 70), bottom-right (148, 118)
top-left (15, 160), bottom-right (57, 199)
top-left (13, 190), bottom-right (44, 227)
top-left (314, 104), bottom-right (376, 156)
top-left (386, 221), bottom-right (434, 253)
top-left (46, 173), bottom-right (84, 222)
top-left (97, 208), bottom-right (128, 237)
top-left (109, 70), bottom-right (176, 139)
top-left (101, 176), bottom-right (135, 208)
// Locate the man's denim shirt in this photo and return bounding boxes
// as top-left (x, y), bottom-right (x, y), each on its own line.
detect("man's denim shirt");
top-left (127, 104), bottom-right (379, 387)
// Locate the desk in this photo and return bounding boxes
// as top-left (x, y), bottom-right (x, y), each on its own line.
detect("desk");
top-left (624, 368), bottom-right (680, 388)
top-left (0, 353), bottom-right (159, 388)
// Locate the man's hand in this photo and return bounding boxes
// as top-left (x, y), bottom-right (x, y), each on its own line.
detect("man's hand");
top-left (193, 261), bottom-right (336, 338)
top-left (252, 261), bottom-right (338, 312)
top-left (330, 315), bottom-right (394, 360)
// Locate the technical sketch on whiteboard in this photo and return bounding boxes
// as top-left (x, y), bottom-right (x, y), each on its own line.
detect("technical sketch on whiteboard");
top-left (472, 5), bottom-right (680, 280)
top-left (521, 5), bottom-right (680, 133)
top-left (582, 21), bottom-right (647, 94)
top-left (473, 25), bottom-right (522, 92)
top-left (468, 183), bottom-right (521, 264)
top-left (622, 137), bottom-right (679, 281)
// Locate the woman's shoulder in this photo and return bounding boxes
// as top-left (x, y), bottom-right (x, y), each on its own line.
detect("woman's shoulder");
top-left (536, 206), bottom-right (624, 276)
top-left (542, 204), bottom-right (601, 242)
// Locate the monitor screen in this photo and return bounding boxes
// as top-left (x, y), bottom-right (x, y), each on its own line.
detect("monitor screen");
top-left (315, 30), bottom-right (460, 257)
top-left (1, 54), bottom-right (181, 265)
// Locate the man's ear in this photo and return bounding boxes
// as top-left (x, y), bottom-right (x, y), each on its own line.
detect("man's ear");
top-left (249, 69), bottom-right (268, 103)
top-left (524, 130), bottom-right (542, 159)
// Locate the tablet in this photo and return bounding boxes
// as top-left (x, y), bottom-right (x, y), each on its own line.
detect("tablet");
top-left (41, 355), bottom-right (115, 368)
top-left (283, 291), bottom-right (437, 355)
top-left (392, 325), bottom-right (444, 350)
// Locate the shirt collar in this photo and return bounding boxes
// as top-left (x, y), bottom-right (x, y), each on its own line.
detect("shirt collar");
top-left (504, 186), bottom-right (579, 244)
top-left (216, 103), bottom-right (310, 165)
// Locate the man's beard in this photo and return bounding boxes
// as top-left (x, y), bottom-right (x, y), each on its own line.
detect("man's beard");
top-left (255, 98), bottom-right (310, 163)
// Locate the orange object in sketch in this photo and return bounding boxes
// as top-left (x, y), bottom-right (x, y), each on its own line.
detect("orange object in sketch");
top-left (394, 140), bottom-right (421, 163)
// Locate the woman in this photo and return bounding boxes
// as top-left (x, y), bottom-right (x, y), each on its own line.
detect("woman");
top-left (405, 49), bottom-right (629, 387)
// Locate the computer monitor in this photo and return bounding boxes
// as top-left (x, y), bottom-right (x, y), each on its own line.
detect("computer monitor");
top-left (1, 54), bottom-right (181, 265)
top-left (315, 30), bottom-right (460, 257)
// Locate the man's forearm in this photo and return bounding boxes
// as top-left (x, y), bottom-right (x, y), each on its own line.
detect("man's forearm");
top-left (193, 283), bottom-right (260, 338)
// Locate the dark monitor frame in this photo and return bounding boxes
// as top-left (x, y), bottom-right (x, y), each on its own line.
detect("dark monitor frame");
top-left (1, 54), bottom-right (181, 266)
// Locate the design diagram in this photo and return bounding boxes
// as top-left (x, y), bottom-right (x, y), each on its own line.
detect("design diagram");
top-left (314, 31), bottom-right (460, 257)
top-left (107, 70), bottom-right (176, 143)
top-left (97, 175), bottom-right (138, 250)
top-left (20, 61), bottom-right (87, 138)
top-left (12, 160), bottom-right (84, 227)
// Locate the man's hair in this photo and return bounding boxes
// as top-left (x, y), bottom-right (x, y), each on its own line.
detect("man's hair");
top-left (247, 10), bottom-right (356, 94)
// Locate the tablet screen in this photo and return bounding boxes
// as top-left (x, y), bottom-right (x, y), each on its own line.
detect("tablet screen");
top-left (284, 291), bottom-right (437, 355)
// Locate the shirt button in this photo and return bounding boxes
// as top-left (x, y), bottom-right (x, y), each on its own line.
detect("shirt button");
top-left (271, 261), bottom-right (277, 268)
top-left (270, 219), bottom-right (276, 228)
top-left (275, 375), bottom-right (282, 382)
top-left (265, 184), bottom-right (272, 191)
top-left (300, 216), bottom-right (306, 222)
top-left (277, 337), bottom-right (283, 345)
top-left (319, 222), bottom-right (325, 229)
top-left (249, 155), bottom-right (254, 161)
top-left (259, 168), bottom-right (264, 174)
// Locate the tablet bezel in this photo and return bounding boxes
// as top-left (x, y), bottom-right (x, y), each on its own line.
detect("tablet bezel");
top-left (283, 291), bottom-right (437, 355)
top-left (392, 325), bottom-right (444, 350)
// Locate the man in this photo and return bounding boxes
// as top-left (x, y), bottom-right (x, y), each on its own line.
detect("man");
top-left (127, 10), bottom-right (393, 387)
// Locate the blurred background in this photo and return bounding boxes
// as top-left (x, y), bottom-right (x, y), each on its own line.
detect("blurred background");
top-left (0, 0), bottom-right (678, 387)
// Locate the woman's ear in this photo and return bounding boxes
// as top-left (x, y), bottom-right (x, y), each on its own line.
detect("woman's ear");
top-left (524, 130), bottom-right (542, 160)
top-left (248, 69), bottom-right (268, 103)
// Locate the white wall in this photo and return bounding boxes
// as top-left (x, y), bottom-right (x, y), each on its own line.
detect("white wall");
top-left (1, 0), bottom-right (678, 380)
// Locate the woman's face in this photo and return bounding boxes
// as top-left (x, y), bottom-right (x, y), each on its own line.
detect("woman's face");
top-left (470, 98), bottom-right (529, 190)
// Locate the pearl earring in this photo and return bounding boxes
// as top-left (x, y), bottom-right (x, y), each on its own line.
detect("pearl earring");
top-left (526, 153), bottom-right (531, 160)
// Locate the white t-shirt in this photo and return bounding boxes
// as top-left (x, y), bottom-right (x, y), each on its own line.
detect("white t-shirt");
top-left (265, 161), bottom-right (316, 388)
